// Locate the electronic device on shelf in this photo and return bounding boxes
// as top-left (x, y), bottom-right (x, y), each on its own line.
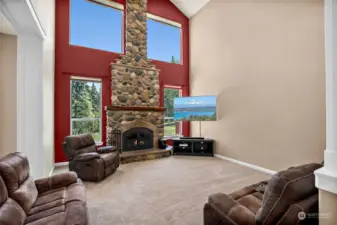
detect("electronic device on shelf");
top-left (181, 137), bottom-right (204, 140)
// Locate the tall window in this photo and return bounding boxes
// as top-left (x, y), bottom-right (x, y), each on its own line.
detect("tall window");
top-left (164, 87), bottom-right (182, 136)
top-left (147, 14), bottom-right (182, 64)
top-left (70, 0), bottom-right (123, 53)
top-left (71, 78), bottom-right (102, 143)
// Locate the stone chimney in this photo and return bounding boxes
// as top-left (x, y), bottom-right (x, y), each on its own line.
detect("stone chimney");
top-left (124, 0), bottom-right (149, 65)
top-left (111, 0), bottom-right (160, 107)
top-left (106, 0), bottom-right (165, 148)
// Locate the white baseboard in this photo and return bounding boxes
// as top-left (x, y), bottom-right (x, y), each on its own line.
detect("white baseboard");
top-left (54, 162), bottom-right (69, 167)
top-left (215, 154), bottom-right (277, 175)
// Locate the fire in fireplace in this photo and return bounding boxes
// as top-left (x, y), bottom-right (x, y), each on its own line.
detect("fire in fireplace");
top-left (122, 127), bottom-right (154, 151)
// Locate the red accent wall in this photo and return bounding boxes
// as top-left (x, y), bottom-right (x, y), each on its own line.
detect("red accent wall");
top-left (55, 0), bottom-right (190, 163)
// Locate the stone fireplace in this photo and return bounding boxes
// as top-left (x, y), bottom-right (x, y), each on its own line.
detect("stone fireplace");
top-left (106, 0), bottom-right (167, 155)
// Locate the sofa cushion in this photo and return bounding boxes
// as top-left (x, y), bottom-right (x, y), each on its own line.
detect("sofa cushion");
top-left (0, 152), bottom-right (38, 213)
top-left (276, 194), bottom-right (318, 225)
top-left (25, 201), bottom-right (88, 225)
top-left (255, 163), bottom-right (322, 225)
top-left (34, 172), bottom-right (78, 194)
top-left (11, 176), bottom-right (39, 213)
top-left (0, 198), bottom-right (26, 225)
top-left (0, 153), bottom-right (30, 193)
top-left (25, 212), bottom-right (66, 225)
top-left (0, 176), bottom-right (8, 206)
top-left (208, 193), bottom-right (256, 225)
top-left (26, 179), bottom-right (87, 225)
top-left (65, 133), bottom-right (96, 157)
top-left (0, 176), bottom-right (26, 225)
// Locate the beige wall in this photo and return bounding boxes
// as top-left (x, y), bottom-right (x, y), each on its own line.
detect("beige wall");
top-left (319, 190), bottom-right (337, 225)
top-left (0, 33), bottom-right (17, 157)
top-left (190, 0), bottom-right (325, 171)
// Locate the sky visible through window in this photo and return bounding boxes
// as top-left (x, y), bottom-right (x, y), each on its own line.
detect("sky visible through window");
top-left (147, 19), bottom-right (181, 63)
top-left (70, 0), bottom-right (123, 53)
top-left (70, 0), bottom-right (181, 64)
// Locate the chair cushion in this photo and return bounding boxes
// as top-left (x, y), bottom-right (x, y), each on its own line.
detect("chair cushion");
top-left (65, 133), bottom-right (96, 157)
top-left (100, 152), bottom-right (119, 168)
top-left (255, 163), bottom-right (322, 225)
top-left (0, 152), bottom-right (38, 213)
top-left (97, 146), bottom-right (116, 153)
top-left (73, 153), bottom-right (100, 162)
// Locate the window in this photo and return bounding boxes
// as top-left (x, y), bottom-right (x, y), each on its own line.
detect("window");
top-left (71, 78), bottom-right (102, 143)
top-left (147, 14), bottom-right (182, 64)
top-left (70, 0), bottom-right (123, 53)
top-left (164, 87), bottom-right (182, 136)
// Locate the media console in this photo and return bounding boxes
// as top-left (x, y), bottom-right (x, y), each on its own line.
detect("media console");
top-left (172, 138), bottom-right (214, 157)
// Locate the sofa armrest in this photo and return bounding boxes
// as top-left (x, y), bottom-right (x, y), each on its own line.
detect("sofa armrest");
top-left (35, 172), bottom-right (78, 194)
top-left (73, 152), bottom-right (100, 162)
top-left (97, 146), bottom-right (116, 153)
top-left (207, 193), bottom-right (255, 225)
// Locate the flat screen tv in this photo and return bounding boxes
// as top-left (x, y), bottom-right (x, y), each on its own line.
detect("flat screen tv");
top-left (173, 96), bottom-right (217, 121)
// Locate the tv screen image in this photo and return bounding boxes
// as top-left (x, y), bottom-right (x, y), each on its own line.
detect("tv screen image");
top-left (173, 96), bottom-right (217, 121)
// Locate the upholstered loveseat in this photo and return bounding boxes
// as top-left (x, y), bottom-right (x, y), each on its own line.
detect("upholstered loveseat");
top-left (204, 163), bottom-right (322, 225)
top-left (63, 133), bottom-right (120, 181)
top-left (0, 152), bottom-right (88, 225)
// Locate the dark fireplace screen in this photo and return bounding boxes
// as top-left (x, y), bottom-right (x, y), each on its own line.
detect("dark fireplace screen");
top-left (122, 127), bottom-right (154, 151)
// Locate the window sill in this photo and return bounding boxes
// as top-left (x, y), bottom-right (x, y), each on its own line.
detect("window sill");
top-left (95, 142), bottom-right (103, 146)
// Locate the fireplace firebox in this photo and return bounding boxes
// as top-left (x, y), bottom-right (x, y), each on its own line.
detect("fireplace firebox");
top-left (122, 127), bottom-right (154, 151)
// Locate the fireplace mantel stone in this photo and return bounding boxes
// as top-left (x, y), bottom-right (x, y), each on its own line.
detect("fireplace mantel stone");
top-left (105, 105), bottom-right (166, 112)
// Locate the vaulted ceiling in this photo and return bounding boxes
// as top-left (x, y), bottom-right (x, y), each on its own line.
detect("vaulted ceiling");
top-left (170, 0), bottom-right (210, 18)
top-left (0, 11), bottom-right (16, 35)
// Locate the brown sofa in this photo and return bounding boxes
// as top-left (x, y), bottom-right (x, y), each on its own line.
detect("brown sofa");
top-left (204, 163), bottom-right (322, 225)
top-left (62, 133), bottom-right (120, 182)
top-left (0, 152), bottom-right (88, 225)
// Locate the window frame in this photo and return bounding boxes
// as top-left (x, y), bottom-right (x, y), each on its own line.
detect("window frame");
top-left (70, 76), bottom-right (103, 144)
top-left (69, 0), bottom-right (124, 53)
top-left (164, 85), bottom-right (183, 138)
top-left (146, 13), bottom-right (183, 65)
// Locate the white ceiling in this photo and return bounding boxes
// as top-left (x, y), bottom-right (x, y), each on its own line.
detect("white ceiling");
top-left (0, 11), bottom-right (16, 35)
top-left (170, 0), bottom-right (211, 18)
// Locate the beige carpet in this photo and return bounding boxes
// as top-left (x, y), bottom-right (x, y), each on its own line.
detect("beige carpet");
top-left (55, 156), bottom-right (270, 225)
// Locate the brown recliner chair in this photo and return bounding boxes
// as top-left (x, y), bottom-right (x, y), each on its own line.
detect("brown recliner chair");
top-left (204, 163), bottom-right (322, 225)
top-left (0, 152), bottom-right (88, 225)
top-left (62, 133), bottom-right (120, 182)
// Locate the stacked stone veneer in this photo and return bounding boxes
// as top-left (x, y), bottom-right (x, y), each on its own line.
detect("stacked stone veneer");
top-left (107, 0), bottom-right (165, 148)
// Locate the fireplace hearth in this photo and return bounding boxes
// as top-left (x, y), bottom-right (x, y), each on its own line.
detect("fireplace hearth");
top-left (122, 127), bottom-right (154, 151)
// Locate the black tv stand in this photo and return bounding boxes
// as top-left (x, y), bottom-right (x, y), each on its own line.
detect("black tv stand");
top-left (181, 137), bottom-right (204, 140)
top-left (172, 138), bottom-right (214, 157)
